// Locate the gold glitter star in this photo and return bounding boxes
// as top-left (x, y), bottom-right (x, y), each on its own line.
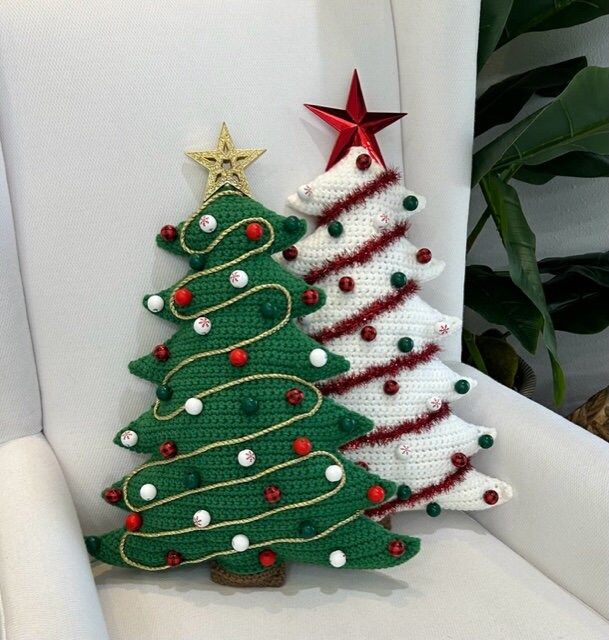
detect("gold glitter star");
top-left (186, 123), bottom-right (265, 201)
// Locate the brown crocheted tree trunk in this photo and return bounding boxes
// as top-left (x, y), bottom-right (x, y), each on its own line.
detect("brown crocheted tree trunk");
top-left (210, 561), bottom-right (287, 587)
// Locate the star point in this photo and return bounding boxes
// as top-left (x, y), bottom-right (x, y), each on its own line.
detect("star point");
top-left (305, 70), bottom-right (406, 169)
top-left (186, 122), bottom-right (265, 201)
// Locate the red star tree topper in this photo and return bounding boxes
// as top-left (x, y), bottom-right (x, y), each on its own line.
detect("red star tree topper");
top-left (305, 69), bottom-right (406, 169)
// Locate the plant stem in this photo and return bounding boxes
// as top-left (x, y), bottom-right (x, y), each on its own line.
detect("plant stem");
top-left (466, 207), bottom-right (491, 253)
top-left (467, 164), bottom-right (522, 253)
top-left (462, 329), bottom-right (488, 375)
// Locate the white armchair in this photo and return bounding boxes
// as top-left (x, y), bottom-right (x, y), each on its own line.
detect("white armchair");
top-left (0, 2), bottom-right (607, 639)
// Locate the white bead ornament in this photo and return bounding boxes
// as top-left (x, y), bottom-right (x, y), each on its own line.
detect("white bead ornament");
top-left (120, 430), bottom-right (138, 447)
top-left (198, 214), bottom-right (217, 233)
top-left (229, 270), bottom-right (249, 288)
top-left (193, 509), bottom-right (211, 528)
top-left (139, 484), bottom-right (157, 501)
top-left (395, 442), bottom-right (411, 460)
top-left (329, 550), bottom-right (347, 568)
top-left (193, 316), bottom-right (212, 335)
top-left (231, 534), bottom-right (250, 552)
top-left (435, 320), bottom-right (452, 336)
top-left (309, 348), bottom-right (328, 368)
top-left (297, 184), bottom-right (313, 200)
top-left (325, 465), bottom-right (343, 482)
top-left (373, 212), bottom-right (392, 231)
top-left (237, 449), bottom-right (256, 467)
top-left (427, 396), bottom-right (443, 412)
top-left (184, 397), bottom-right (203, 416)
top-left (146, 295), bottom-right (164, 313)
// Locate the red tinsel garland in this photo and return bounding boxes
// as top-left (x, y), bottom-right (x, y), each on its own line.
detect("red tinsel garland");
top-left (366, 465), bottom-right (472, 518)
top-left (304, 222), bottom-right (409, 285)
top-left (317, 168), bottom-right (401, 225)
top-left (318, 343), bottom-right (440, 396)
top-left (311, 280), bottom-right (419, 344)
top-left (341, 403), bottom-right (451, 451)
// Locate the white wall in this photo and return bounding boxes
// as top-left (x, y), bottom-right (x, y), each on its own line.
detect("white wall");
top-left (467, 17), bottom-right (609, 416)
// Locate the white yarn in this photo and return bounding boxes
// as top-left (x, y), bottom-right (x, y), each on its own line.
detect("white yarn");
top-left (284, 147), bottom-right (513, 513)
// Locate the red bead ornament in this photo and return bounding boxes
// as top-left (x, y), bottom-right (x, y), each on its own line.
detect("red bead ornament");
top-left (356, 153), bottom-right (372, 170)
top-left (283, 246), bottom-right (298, 261)
top-left (258, 549), bottom-right (277, 567)
top-left (229, 348), bottom-right (248, 367)
top-left (285, 388), bottom-right (304, 405)
top-left (302, 289), bottom-right (319, 305)
top-left (166, 550), bottom-right (183, 567)
top-left (159, 440), bottom-right (177, 459)
top-left (360, 325), bottom-right (377, 341)
top-left (263, 485), bottom-right (282, 503)
top-left (416, 247), bottom-right (432, 264)
top-left (292, 437), bottom-right (312, 456)
top-left (387, 539), bottom-right (406, 557)
top-left (103, 487), bottom-right (123, 504)
top-left (124, 513), bottom-right (142, 532)
top-left (174, 288), bottom-right (193, 307)
top-left (367, 485), bottom-right (386, 503)
top-left (338, 276), bottom-right (355, 292)
top-left (160, 225), bottom-right (178, 242)
top-left (383, 380), bottom-right (400, 395)
top-left (245, 222), bottom-right (264, 241)
top-left (451, 452), bottom-right (468, 468)
top-left (484, 489), bottom-right (499, 505)
top-left (152, 344), bottom-right (170, 361)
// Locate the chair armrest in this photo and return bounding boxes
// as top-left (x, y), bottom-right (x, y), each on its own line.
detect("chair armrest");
top-left (0, 434), bottom-right (109, 640)
top-left (450, 362), bottom-right (609, 619)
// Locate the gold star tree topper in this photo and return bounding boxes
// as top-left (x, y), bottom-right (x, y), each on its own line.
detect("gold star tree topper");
top-left (186, 123), bottom-right (265, 201)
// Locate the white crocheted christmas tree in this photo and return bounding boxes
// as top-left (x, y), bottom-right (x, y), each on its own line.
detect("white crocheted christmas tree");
top-left (280, 147), bottom-right (512, 519)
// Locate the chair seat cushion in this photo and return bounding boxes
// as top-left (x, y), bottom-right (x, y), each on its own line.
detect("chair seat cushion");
top-left (94, 511), bottom-right (609, 640)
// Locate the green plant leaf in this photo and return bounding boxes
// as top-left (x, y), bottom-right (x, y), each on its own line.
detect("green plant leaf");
top-left (479, 173), bottom-right (565, 403)
top-left (473, 67), bottom-right (609, 185)
top-left (462, 328), bottom-right (489, 374)
top-left (499, 0), bottom-right (609, 46)
top-left (514, 152), bottom-right (609, 183)
top-left (540, 252), bottom-right (609, 333)
top-left (465, 265), bottom-right (542, 352)
top-left (475, 57), bottom-right (586, 136)
top-left (478, 0), bottom-right (513, 71)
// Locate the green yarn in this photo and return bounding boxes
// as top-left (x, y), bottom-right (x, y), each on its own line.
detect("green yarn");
top-left (89, 191), bottom-right (420, 575)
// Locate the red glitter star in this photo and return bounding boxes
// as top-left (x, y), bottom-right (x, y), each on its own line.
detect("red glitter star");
top-left (305, 70), bottom-right (406, 169)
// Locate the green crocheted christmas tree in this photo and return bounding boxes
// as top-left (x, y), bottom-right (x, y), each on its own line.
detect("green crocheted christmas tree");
top-left (85, 126), bottom-right (420, 584)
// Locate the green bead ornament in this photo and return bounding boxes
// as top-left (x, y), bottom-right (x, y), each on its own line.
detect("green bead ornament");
top-left (339, 416), bottom-right (357, 433)
top-left (397, 484), bottom-right (412, 501)
top-left (299, 521), bottom-right (317, 538)
top-left (85, 536), bottom-right (101, 555)
top-left (390, 272), bottom-right (407, 288)
top-left (454, 379), bottom-right (471, 395)
top-left (328, 220), bottom-right (343, 237)
top-left (241, 397), bottom-right (259, 416)
top-left (478, 434), bottom-right (494, 449)
top-left (402, 195), bottom-right (419, 211)
top-left (426, 502), bottom-right (442, 517)
top-left (189, 254), bottom-right (206, 271)
top-left (397, 337), bottom-right (414, 353)
top-left (183, 469), bottom-right (201, 489)
top-left (260, 302), bottom-right (278, 319)
top-left (283, 215), bottom-right (302, 233)
top-left (156, 385), bottom-right (173, 401)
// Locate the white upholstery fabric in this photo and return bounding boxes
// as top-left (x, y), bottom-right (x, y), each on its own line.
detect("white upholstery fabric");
top-left (0, 435), bottom-right (109, 640)
top-left (0, 147), bottom-right (40, 445)
top-left (453, 362), bottom-right (609, 621)
top-left (93, 511), bottom-right (609, 640)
